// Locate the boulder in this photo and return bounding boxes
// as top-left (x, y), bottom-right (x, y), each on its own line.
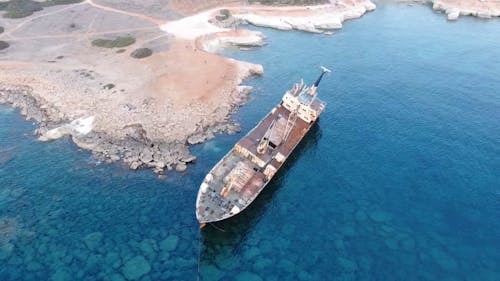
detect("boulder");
top-left (365, 1), bottom-right (376, 11)
top-left (187, 133), bottom-right (206, 145)
top-left (130, 161), bottom-right (141, 170)
top-left (139, 148), bottom-right (153, 163)
top-left (175, 162), bottom-right (187, 173)
top-left (447, 9), bottom-right (460, 20)
top-left (180, 155), bottom-right (196, 163)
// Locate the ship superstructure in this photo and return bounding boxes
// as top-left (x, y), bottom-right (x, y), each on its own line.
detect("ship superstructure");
top-left (196, 67), bottom-right (330, 226)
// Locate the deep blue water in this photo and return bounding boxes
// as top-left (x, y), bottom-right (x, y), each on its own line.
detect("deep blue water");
top-left (1, 3), bottom-right (500, 281)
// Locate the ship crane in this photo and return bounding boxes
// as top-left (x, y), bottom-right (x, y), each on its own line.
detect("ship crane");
top-left (283, 111), bottom-right (298, 141)
top-left (256, 119), bottom-right (276, 154)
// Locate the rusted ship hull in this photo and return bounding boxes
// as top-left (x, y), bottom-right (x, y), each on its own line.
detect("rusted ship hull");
top-left (196, 68), bottom-right (329, 226)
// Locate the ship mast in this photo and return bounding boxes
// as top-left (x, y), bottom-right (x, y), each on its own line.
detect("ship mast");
top-left (309, 66), bottom-right (331, 98)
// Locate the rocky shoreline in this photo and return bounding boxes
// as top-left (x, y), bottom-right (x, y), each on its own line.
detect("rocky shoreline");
top-left (431, 0), bottom-right (500, 20)
top-left (0, 66), bottom-right (261, 175)
top-left (0, 0), bottom-right (375, 175)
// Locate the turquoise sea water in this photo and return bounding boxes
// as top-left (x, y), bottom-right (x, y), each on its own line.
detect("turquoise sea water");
top-left (1, 3), bottom-right (500, 281)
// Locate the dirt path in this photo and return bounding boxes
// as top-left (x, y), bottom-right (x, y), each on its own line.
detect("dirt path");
top-left (86, 0), bottom-right (167, 25)
top-left (1, 1), bottom-right (88, 39)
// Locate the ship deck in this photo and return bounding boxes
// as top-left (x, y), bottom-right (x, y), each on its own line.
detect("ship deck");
top-left (196, 100), bottom-right (325, 223)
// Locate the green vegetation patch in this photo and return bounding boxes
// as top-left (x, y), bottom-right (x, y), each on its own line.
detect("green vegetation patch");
top-left (0, 40), bottom-right (9, 50)
top-left (1, 0), bottom-right (42, 19)
top-left (130, 48), bottom-right (153, 59)
top-left (92, 36), bottom-right (136, 48)
top-left (0, 0), bottom-right (84, 19)
top-left (43, 0), bottom-right (84, 5)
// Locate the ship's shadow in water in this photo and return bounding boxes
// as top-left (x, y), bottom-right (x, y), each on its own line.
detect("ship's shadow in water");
top-left (199, 122), bottom-right (323, 261)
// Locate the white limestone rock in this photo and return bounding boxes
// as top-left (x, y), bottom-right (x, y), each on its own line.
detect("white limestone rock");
top-left (447, 9), bottom-right (460, 20)
top-left (39, 116), bottom-right (94, 141)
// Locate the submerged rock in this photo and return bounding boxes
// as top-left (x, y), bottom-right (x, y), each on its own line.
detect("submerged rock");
top-left (337, 257), bottom-right (358, 272)
top-left (430, 248), bottom-right (458, 271)
top-left (83, 232), bottom-right (103, 251)
top-left (401, 237), bottom-right (416, 251)
top-left (138, 239), bottom-right (157, 258)
top-left (235, 271), bottom-right (263, 281)
top-left (200, 265), bottom-right (224, 281)
top-left (50, 268), bottom-right (72, 281)
top-left (384, 238), bottom-right (399, 250)
top-left (369, 210), bottom-right (393, 223)
top-left (0, 242), bottom-right (13, 260)
top-left (122, 255), bottom-right (151, 280)
top-left (26, 260), bottom-right (43, 271)
top-left (244, 247), bottom-right (261, 260)
top-left (159, 235), bottom-right (178, 252)
top-left (105, 251), bottom-right (121, 269)
top-left (355, 210), bottom-right (367, 222)
top-left (253, 258), bottom-right (273, 271)
top-left (110, 273), bottom-right (126, 281)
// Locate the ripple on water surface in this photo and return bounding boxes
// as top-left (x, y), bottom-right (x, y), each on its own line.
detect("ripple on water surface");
top-left (1, 3), bottom-right (500, 281)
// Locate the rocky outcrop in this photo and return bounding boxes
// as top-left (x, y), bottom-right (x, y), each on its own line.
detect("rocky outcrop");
top-left (0, 60), bottom-right (262, 175)
top-left (200, 30), bottom-right (267, 53)
top-left (39, 116), bottom-right (95, 141)
top-left (431, 0), bottom-right (500, 20)
top-left (233, 0), bottom-right (376, 34)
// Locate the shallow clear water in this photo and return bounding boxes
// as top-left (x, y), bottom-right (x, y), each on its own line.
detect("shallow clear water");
top-left (1, 3), bottom-right (500, 281)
